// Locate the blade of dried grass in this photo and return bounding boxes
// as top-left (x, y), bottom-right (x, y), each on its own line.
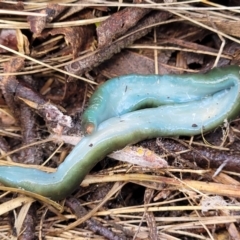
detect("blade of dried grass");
top-left (0, 10), bottom-right (47, 16)
top-left (129, 45), bottom-right (232, 59)
top-left (82, 173), bottom-right (240, 198)
top-left (0, 186), bottom-right (62, 211)
top-left (0, 196), bottom-right (34, 216)
top-left (14, 201), bottom-right (33, 236)
top-left (96, 205), bottom-right (240, 216)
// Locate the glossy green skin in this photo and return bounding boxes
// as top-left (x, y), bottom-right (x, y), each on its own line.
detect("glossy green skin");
top-left (82, 66), bottom-right (240, 134)
top-left (0, 66), bottom-right (240, 200)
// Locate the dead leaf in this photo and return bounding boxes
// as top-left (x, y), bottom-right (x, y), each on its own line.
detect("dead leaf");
top-left (99, 50), bottom-right (180, 78)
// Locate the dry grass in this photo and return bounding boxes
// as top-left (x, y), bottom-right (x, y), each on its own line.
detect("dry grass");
top-left (1, 0), bottom-right (240, 239)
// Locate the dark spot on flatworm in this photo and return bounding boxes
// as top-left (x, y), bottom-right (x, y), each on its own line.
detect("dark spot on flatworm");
top-left (192, 123), bottom-right (198, 127)
top-left (120, 120), bottom-right (124, 122)
top-left (89, 143), bottom-right (93, 147)
top-left (125, 86), bottom-right (128, 92)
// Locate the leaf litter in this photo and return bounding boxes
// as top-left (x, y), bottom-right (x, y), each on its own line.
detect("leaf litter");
top-left (0, 1), bottom-right (240, 239)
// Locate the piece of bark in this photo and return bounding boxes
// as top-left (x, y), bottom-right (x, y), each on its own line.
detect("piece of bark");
top-left (18, 103), bottom-right (41, 164)
top-left (158, 138), bottom-right (240, 172)
top-left (65, 11), bottom-right (172, 81)
top-left (66, 198), bottom-right (127, 240)
top-left (97, 7), bottom-right (152, 48)
top-left (14, 76), bottom-right (41, 164)
top-left (45, 25), bottom-right (94, 59)
top-left (28, 4), bottom-right (65, 35)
